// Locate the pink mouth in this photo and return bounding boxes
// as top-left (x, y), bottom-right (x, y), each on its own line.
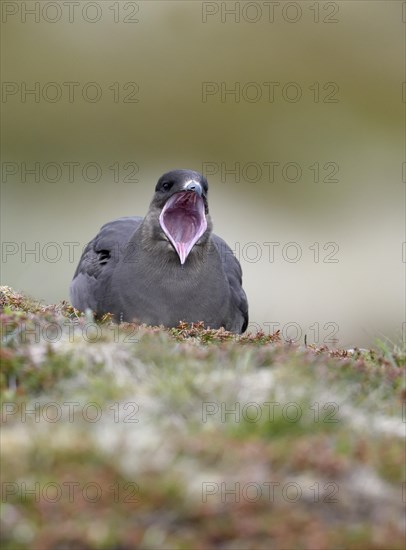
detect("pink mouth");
top-left (159, 191), bottom-right (207, 264)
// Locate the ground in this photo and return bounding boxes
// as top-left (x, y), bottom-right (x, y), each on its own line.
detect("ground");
top-left (0, 286), bottom-right (405, 549)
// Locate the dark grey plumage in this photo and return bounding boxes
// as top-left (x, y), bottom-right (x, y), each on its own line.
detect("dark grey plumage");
top-left (70, 170), bottom-right (248, 333)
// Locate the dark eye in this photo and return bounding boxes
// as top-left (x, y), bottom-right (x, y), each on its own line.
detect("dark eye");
top-left (161, 181), bottom-right (173, 192)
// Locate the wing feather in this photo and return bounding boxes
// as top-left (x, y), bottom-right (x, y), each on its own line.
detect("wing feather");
top-left (70, 217), bottom-right (142, 312)
top-left (212, 234), bottom-right (249, 332)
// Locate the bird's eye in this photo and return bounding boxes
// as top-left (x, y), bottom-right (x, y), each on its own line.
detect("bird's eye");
top-left (161, 181), bottom-right (173, 191)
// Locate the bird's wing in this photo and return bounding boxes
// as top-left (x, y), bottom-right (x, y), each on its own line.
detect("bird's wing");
top-left (211, 233), bottom-right (249, 333)
top-left (70, 216), bottom-right (142, 313)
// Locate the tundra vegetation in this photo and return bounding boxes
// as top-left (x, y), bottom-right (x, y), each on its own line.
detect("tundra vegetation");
top-left (0, 286), bottom-right (405, 549)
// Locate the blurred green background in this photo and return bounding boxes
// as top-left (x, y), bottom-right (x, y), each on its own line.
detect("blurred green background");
top-left (1, 0), bottom-right (404, 348)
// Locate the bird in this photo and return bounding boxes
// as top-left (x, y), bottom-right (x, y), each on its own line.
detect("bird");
top-left (70, 169), bottom-right (248, 333)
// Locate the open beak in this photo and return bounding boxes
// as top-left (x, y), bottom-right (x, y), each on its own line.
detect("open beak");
top-left (159, 183), bottom-right (207, 264)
